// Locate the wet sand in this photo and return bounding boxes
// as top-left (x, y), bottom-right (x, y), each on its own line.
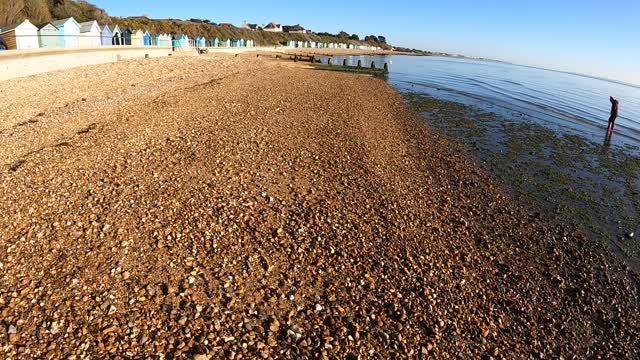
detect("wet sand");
top-left (0, 56), bottom-right (638, 358)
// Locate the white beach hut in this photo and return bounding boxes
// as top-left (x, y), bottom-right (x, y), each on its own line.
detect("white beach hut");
top-left (0, 20), bottom-right (39, 50)
top-left (79, 20), bottom-right (101, 48)
top-left (37, 22), bottom-right (59, 49)
top-left (132, 29), bottom-right (144, 47)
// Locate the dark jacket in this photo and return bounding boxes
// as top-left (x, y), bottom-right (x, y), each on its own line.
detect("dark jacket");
top-left (610, 97), bottom-right (619, 118)
top-left (0, 37), bottom-right (7, 50)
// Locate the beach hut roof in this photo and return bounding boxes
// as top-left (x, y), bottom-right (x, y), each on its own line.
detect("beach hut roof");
top-left (107, 24), bottom-right (120, 33)
top-left (51, 17), bottom-right (79, 28)
top-left (35, 22), bottom-right (57, 31)
top-left (79, 20), bottom-right (100, 33)
top-left (0, 19), bottom-right (37, 34)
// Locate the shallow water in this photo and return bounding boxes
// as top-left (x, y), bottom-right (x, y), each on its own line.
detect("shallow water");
top-left (322, 55), bottom-right (640, 152)
top-left (320, 54), bottom-right (640, 271)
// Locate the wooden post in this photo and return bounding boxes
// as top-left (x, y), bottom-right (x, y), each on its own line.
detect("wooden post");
top-left (371, 61), bottom-right (376, 69)
top-left (343, 59), bottom-right (348, 66)
top-left (384, 63), bottom-right (389, 73)
top-left (357, 60), bottom-right (362, 68)
top-left (294, 55), bottom-right (298, 62)
top-left (328, 58), bottom-right (333, 66)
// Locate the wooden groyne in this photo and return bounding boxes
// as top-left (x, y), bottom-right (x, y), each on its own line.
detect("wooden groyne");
top-left (287, 53), bottom-right (389, 76)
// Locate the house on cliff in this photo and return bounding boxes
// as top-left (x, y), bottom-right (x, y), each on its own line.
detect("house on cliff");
top-left (242, 21), bottom-right (261, 31)
top-left (264, 23), bottom-right (283, 32)
top-left (51, 18), bottom-right (80, 48)
top-left (0, 20), bottom-right (40, 50)
top-left (287, 25), bottom-right (308, 34)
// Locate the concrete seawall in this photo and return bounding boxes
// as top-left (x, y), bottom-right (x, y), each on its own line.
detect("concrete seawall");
top-left (0, 47), bottom-right (172, 81)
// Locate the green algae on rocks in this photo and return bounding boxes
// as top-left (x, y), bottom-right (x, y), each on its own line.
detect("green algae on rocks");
top-left (404, 92), bottom-right (640, 272)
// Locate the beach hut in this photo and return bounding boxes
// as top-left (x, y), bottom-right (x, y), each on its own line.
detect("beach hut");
top-left (109, 25), bottom-right (122, 45)
top-left (213, 37), bottom-right (220, 47)
top-left (196, 36), bottom-right (205, 48)
top-left (143, 31), bottom-right (151, 46)
top-left (0, 20), bottom-right (39, 50)
top-left (150, 33), bottom-right (158, 46)
top-left (37, 23), bottom-right (59, 49)
top-left (172, 33), bottom-right (188, 48)
top-left (225, 39), bottom-right (231, 47)
top-left (100, 24), bottom-right (113, 46)
top-left (51, 17), bottom-right (80, 48)
top-left (120, 28), bottom-right (132, 45)
top-left (79, 20), bottom-right (101, 48)
top-left (132, 29), bottom-right (144, 47)
top-left (162, 34), bottom-right (171, 46)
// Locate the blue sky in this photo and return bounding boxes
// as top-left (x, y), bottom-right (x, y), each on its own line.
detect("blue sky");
top-left (91, 0), bottom-right (640, 85)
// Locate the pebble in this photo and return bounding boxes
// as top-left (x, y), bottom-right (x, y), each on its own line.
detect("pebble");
top-left (0, 55), bottom-right (636, 359)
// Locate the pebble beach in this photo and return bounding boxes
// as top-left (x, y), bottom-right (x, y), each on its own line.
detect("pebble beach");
top-left (0, 55), bottom-right (638, 358)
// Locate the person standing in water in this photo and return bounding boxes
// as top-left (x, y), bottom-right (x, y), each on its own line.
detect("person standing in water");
top-left (607, 96), bottom-right (619, 133)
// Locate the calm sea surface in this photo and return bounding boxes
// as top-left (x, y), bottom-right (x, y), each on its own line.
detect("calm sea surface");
top-left (323, 55), bottom-right (640, 151)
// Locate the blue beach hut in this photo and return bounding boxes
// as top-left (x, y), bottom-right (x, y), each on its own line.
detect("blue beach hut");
top-left (101, 24), bottom-right (112, 46)
top-left (172, 33), bottom-right (188, 48)
top-left (143, 31), bottom-right (151, 46)
top-left (51, 17), bottom-right (80, 48)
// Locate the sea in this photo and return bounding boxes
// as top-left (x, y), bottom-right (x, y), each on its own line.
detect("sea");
top-left (322, 55), bottom-right (640, 152)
